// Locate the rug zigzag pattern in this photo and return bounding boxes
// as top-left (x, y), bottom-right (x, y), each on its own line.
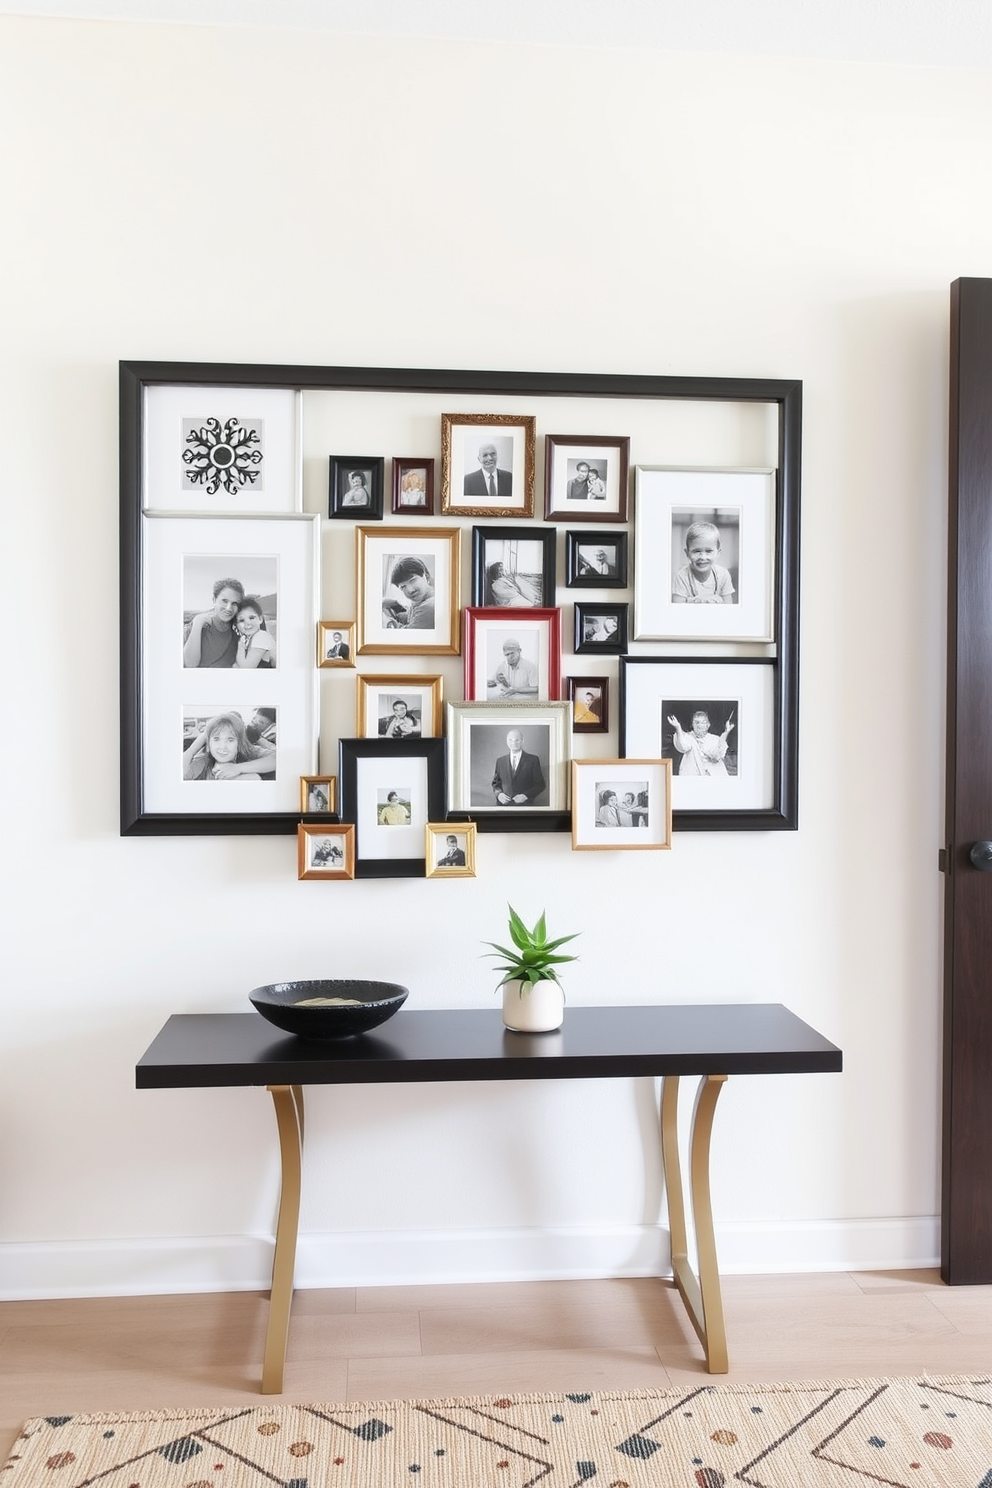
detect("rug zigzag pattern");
top-left (4, 1376), bottom-right (991, 1488)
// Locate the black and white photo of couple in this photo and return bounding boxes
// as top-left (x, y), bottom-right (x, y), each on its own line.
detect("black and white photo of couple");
top-left (182, 556), bottom-right (277, 670)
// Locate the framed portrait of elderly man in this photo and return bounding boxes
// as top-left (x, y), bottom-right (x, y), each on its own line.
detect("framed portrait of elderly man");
top-left (440, 413), bottom-right (536, 517)
top-left (447, 701), bottom-right (571, 816)
top-left (356, 526), bottom-right (461, 655)
top-left (462, 607), bottom-right (561, 703)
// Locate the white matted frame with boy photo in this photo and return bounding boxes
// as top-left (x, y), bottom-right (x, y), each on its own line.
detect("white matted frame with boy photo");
top-left (633, 466), bottom-right (775, 643)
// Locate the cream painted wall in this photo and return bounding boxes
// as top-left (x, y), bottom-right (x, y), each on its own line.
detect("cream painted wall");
top-left (2, 14), bottom-right (980, 1294)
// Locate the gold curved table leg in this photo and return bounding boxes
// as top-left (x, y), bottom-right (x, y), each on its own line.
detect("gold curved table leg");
top-left (262, 1084), bottom-right (304, 1394)
top-left (660, 1073), bottom-right (729, 1373)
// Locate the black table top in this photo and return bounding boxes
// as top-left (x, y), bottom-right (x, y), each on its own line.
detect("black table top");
top-left (135, 1005), bottom-right (842, 1090)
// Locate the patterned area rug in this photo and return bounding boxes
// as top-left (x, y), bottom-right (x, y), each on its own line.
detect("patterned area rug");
top-left (4, 1377), bottom-right (991, 1488)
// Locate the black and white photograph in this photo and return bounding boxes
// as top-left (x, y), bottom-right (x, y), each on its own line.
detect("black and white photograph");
top-left (634, 466), bottom-right (774, 641)
top-left (574, 602), bottom-right (628, 654)
top-left (300, 775), bottom-right (336, 814)
top-left (447, 701), bottom-right (570, 816)
top-left (182, 555), bottom-right (278, 669)
top-left (356, 526), bottom-right (460, 655)
top-left (142, 385), bottom-right (301, 515)
top-left (425, 822), bottom-right (477, 878)
top-left (565, 530), bottom-right (629, 588)
top-left (391, 458), bottom-right (435, 515)
top-left (619, 657), bottom-right (779, 826)
top-left (316, 620), bottom-right (356, 668)
top-left (355, 674), bottom-right (443, 738)
top-left (297, 823), bottom-right (355, 880)
top-left (181, 706), bottom-right (277, 781)
top-left (440, 413), bottom-right (536, 517)
top-left (571, 758), bottom-right (672, 850)
top-left (566, 676), bottom-right (609, 734)
top-left (328, 455), bottom-right (385, 520)
top-left (471, 526), bottom-right (556, 608)
top-left (544, 435), bottom-right (630, 522)
top-left (338, 737), bottom-right (446, 878)
top-left (463, 607), bottom-right (561, 703)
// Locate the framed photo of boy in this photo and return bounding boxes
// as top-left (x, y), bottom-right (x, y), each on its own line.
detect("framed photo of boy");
top-left (317, 620), bottom-right (356, 668)
top-left (633, 466), bottom-right (775, 642)
top-left (471, 526), bottom-right (556, 609)
top-left (328, 456), bottom-right (384, 520)
top-left (300, 774), bottom-right (336, 814)
top-left (447, 701), bottom-right (571, 816)
top-left (463, 607), bottom-right (562, 703)
top-left (356, 674), bottom-right (444, 739)
top-left (391, 458), bottom-right (435, 515)
top-left (440, 413), bottom-right (536, 517)
top-left (565, 530), bottom-right (628, 588)
top-left (619, 656), bottom-right (783, 829)
top-left (544, 435), bottom-right (629, 523)
top-left (571, 759), bottom-right (672, 851)
top-left (297, 823), bottom-right (355, 880)
top-left (574, 602), bottom-right (628, 655)
top-left (425, 822), bottom-right (477, 878)
top-left (565, 676), bottom-right (609, 734)
top-left (338, 737), bottom-right (447, 877)
top-left (357, 526), bottom-right (461, 656)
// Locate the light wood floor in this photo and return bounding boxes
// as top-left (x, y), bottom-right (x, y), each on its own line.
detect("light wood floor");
top-left (3, 1270), bottom-right (991, 1459)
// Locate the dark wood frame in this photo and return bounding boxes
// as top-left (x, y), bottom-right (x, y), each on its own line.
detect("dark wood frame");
top-left (565, 675), bottom-right (609, 734)
top-left (328, 455), bottom-right (384, 520)
top-left (462, 606), bottom-right (562, 702)
top-left (337, 736), bottom-right (446, 878)
top-left (121, 360), bottom-right (801, 837)
top-left (544, 434), bottom-right (630, 522)
top-left (470, 524), bottom-right (556, 608)
top-left (391, 457), bottom-right (435, 515)
top-left (565, 529), bottom-right (629, 588)
top-left (573, 601), bottom-right (628, 655)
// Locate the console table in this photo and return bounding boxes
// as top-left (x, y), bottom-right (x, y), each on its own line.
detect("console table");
top-left (136, 1004), bottom-right (842, 1393)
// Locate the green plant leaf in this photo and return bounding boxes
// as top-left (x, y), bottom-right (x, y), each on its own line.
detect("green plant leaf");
top-left (507, 905), bottom-right (531, 952)
top-left (533, 910), bottom-right (548, 947)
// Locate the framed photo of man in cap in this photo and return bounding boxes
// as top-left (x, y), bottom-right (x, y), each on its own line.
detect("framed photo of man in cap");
top-left (356, 526), bottom-right (462, 655)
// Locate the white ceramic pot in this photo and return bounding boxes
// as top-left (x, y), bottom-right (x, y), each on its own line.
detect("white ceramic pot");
top-left (501, 978), bottom-right (565, 1033)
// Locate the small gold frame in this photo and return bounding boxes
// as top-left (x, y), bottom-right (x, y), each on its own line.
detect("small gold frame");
top-left (297, 822), bottom-right (355, 880)
top-left (300, 775), bottom-right (336, 814)
top-left (425, 822), bottom-right (477, 878)
top-left (317, 620), bottom-right (356, 668)
top-left (355, 673), bottom-right (444, 738)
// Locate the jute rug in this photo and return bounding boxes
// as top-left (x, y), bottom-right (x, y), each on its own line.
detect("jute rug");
top-left (4, 1377), bottom-right (991, 1488)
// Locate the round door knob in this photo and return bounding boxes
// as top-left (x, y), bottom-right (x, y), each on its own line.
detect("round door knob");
top-left (969, 841), bottom-right (992, 871)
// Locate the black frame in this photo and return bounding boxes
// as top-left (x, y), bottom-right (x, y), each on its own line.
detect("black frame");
top-left (337, 736), bottom-right (446, 877)
top-left (574, 601), bottom-right (628, 654)
top-left (565, 530), bottom-right (629, 588)
top-left (471, 524), bottom-right (557, 608)
top-left (566, 676), bottom-right (609, 734)
top-left (121, 360), bottom-right (801, 837)
top-left (328, 455), bottom-right (384, 519)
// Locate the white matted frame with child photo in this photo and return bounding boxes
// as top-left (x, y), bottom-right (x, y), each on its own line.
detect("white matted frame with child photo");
top-left (633, 466), bottom-right (775, 642)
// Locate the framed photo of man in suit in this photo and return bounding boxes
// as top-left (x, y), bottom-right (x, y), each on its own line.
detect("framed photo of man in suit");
top-left (440, 412), bottom-right (536, 518)
top-left (446, 701), bottom-right (570, 815)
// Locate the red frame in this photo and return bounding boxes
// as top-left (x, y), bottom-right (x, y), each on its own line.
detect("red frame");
top-left (462, 606), bottom-right (562, 702)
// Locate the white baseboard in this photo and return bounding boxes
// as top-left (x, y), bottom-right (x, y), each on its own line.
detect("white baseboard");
top-left (0, 1217), bottom-right (940, 1300)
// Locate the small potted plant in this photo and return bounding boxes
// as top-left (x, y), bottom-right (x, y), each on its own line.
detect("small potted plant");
top-left (483, 905), bottom-right (580, 1032)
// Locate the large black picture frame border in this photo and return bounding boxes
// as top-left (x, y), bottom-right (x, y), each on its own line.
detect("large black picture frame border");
top-left (121, 360), bottom-right (801, 836)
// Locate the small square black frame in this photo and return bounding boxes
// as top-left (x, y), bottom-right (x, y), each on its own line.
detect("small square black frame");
top-left (471, 525), bottom-right (557, 608)
top-left (565, 530), bottom-right (629, 588)
top-left (329, 456), bottom-right (385, 520)
top-left (337, 736), bottom-right (446, 877)
top-left (574, 602), bottom-right (628, 654)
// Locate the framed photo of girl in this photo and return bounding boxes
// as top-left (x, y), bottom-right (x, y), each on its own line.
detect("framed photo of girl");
top-left (425, 822), bottom-right (477, 878)
top-left (297, 823), bottom-right (355, 880)
top-left (571, 758), bottom-right (672, 851)
top-left (337, 737), bottom-right (447, 877)
top-left (391, 458), bottom-right (435, 515)
top-left (544, 435), bottom-right (630, 523)
top-left (138, 511), bottom-right (319, 830)
top-left (355, 674), bottom-right (444, 739)
top-left (633, 466), bottom-right (776, 642)
top-left (357, 526), bottom-right (461, 656)
top-left (440, 413), bottom-right (536, 518)
top-left (463, 607), bottom-right (562, 703)
top-left (328, 456), bottom-right (384, 520)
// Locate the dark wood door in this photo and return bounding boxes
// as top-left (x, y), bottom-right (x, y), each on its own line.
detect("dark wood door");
top-left (942, 277), bottom-right (992, 1282)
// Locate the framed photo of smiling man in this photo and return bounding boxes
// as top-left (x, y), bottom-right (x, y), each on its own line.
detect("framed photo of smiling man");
top-left (440, 413), bottom-right (536, 517)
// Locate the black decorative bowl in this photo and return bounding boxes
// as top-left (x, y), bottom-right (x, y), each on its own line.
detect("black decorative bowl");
top-left (249, 980), bottom-right (409, 1041)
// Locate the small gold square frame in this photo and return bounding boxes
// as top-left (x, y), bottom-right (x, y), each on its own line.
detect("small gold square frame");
top-left (425, 821), bottom-right (477, 878)
top-left (297, 822), bottom-right (355, 880)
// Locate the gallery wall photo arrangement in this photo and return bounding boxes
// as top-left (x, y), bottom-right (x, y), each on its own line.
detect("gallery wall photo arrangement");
top-left (121, 360), bottom-right (801, 837)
